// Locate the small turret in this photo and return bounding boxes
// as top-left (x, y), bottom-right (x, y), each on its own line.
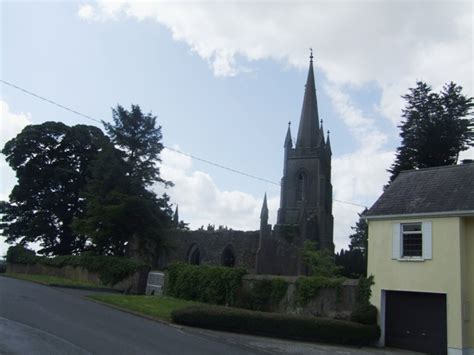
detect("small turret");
top-left (260, 193), bottom-right (269, 226)
top-left (284, 122), bottom-right (293, 149)
top-left (326, 130), bottom-right (332, 155)
top-left (318, 119), bottom-right (325, 146)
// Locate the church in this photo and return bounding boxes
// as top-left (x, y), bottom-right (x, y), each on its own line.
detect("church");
top-left (158, 54), bottom-right (334, 276)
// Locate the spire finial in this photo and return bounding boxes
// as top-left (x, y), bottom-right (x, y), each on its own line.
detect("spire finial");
top-left (309, 48), bottom-right (313, 62)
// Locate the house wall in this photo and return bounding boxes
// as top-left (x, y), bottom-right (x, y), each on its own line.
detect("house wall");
top-left (461, 217), bottom-right (474, 349)
top-left (367, 216), bottom-right (464, 351)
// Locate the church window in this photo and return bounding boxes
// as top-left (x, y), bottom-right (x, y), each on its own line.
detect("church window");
top-left (296, 172), bottom-right (306, 201)
top-left (187, 244), bottom-right (200, 265)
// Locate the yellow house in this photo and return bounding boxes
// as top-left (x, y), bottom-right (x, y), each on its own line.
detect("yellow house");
top-left (365, 163), bottom-right (474, 355)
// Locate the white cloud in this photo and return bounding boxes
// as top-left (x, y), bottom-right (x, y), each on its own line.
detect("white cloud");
top-left (0, 100), bottom-right (32, 148)
top-left (156, 145), bottom-right (279, 231)
top-left (0, 100), bottom-right (32, 197)
top-left (78, 0), bottom-right (472, 123)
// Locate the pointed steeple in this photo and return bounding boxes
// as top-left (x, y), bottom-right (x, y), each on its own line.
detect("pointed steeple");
top-left (260, 193), bottom-right (269, 224)
top-left (284, 121), bottom-right (293, 148)
top-left (173, 205), bottom-right (179, 227)
top-left (296, 51), bottom-right (320, 149)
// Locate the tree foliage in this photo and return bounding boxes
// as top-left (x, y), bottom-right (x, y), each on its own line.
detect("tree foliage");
top-left (75, 105), bottom-right (174, 261)
top-left (103, 104), bottom-right (170, 187)
top-left (388, 81), bottom-right (474, 183)
top-left (302, 241), bottom-right (342, 277)
top-left (0, 122), bottom-right (109, 255)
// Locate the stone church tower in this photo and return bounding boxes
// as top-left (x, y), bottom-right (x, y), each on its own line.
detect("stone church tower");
top-left (276, 53), bottom-right (334, 252)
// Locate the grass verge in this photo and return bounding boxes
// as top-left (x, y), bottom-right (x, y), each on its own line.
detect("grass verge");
top-left (3, 272), bottom-right (104, 288)
top-left (87, 294), bottom-right (201, 321)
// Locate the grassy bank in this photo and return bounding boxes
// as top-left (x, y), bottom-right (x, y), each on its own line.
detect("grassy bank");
top-left (88, 294), bottom-right (200, 321)
top-left (3, 272), bottom-right (104, 288)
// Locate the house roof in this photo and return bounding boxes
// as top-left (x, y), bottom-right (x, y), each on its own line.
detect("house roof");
top-left (365, 163), bottom-right (474, 219)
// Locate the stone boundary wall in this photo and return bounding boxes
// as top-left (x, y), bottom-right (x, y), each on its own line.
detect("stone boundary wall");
top-left (241, 274), bottom-right (358, 320)
top-left (6, 263), bottom-right (149, 294)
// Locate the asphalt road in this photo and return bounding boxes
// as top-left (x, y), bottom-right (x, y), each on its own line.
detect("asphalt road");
top-left (0, 277), bottom-right (420, 355)
top-left (0, 276), bottom-right (262, 355)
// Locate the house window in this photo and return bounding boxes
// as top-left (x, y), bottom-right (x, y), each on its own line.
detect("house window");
top-left (401, 223), bottom-right (422, 257)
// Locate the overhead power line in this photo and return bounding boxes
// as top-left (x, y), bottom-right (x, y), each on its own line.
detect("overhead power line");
top-left (0, 79), bottom-right (367, 209)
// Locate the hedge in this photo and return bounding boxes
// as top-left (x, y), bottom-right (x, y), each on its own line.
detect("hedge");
top-left (171, 305), bottom-right (381, 346)
top-left (6, 245), bottom-right (148, 285)
top-left (166, 262), bottom-right (246, 306)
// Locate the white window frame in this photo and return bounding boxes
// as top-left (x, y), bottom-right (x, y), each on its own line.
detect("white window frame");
top-left (392, 221), bottom-right (432, 261)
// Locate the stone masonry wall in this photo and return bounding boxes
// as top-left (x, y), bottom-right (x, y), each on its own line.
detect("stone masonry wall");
top-left (6, 263), bottom-right (149, 294)
top-left (241, 274), bottom-right (358, 320)
top-left (157, 230), bottom-right (260, 273)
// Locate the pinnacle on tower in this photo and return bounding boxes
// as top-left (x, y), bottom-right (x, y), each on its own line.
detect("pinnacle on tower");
top-left (284, 121), bottom-right (293, 148)
top-left (296, 51), bottom-right (320, 148)
top-left (260, 193), bottom-right (269, 224)
top-left (326, 130), bottom-right (332, 154)
top-left (173, 205), bottom-right (179, 227)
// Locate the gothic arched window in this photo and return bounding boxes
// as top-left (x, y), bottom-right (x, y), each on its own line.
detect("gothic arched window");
top-left (187, 244), bottom-right (200, 265)
top-left (296, 172), bottom-right (306, 201)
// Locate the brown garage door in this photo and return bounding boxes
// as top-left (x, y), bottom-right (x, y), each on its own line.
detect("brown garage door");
top-left (385, 291), bottom-right (447, 355)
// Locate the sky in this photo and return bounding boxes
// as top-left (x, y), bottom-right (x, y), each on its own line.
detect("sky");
top-left (0, 0), bottom-right (473, 257)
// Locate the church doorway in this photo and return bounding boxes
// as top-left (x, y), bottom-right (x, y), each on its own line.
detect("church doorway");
top-left (221, 245), bottom-right (235, 267)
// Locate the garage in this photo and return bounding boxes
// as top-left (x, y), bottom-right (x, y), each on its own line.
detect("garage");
top-left (385, 291), bottom-right (447, 355)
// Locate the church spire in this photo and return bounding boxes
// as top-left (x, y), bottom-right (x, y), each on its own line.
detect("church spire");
top-left (173, 205), bottom-right (179, 227)
top-left (260, 193), bottom-right (269, 224)
top-left (296, 50), bottom-right (320, 149)
top-left (284, 121), bottom-right (293, 148)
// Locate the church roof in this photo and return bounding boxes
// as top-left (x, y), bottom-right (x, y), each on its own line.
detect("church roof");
top-left (296, 55), bottom-right (321, 148)
top-left (365, 163), bottom-right (474, 219)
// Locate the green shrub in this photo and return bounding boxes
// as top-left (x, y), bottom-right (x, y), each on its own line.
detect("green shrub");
top-left (296, 276), bottom-right (345, 306)
top-left (239, 278), bottom-right (288, 311)
top-left (0, 260), bottom-right (6, 273)
top-left (356, 275), bottom-right (375, 306)
top-left (166, 262), bottom-right (246, 306)
top-left (171, 305), bottom-right (380, 346)
top-left (350, 304), bottom-right (378, 325)
top-left (5, 245), bottom-right (148, 285)
top-left (6, 245), bottom-right (37, 264)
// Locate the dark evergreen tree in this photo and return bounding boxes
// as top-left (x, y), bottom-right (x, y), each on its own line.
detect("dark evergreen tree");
top-left (76, 104), bottom-right (174, 261)
top-left (335, 248), bottom-right (366, 278)
top-left (103, 104), bottom-right (171, 187)
top-left (388, 81), bottom-right (474, 183)
top-left (0, 122), bottom-right (109, 255)
top-left (349, 209), bottom-right (368, 257)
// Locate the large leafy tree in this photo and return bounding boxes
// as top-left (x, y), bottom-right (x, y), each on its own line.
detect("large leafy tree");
top-left (76, 105), bottom-right (173, 261)
top-left (0, 122), bottom-right (110, 255)
top-left (388, 81), bottom-right (474, 183)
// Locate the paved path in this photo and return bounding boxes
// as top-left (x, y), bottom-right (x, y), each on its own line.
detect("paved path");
top-left (0, 276), bottom-right (420, 355)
